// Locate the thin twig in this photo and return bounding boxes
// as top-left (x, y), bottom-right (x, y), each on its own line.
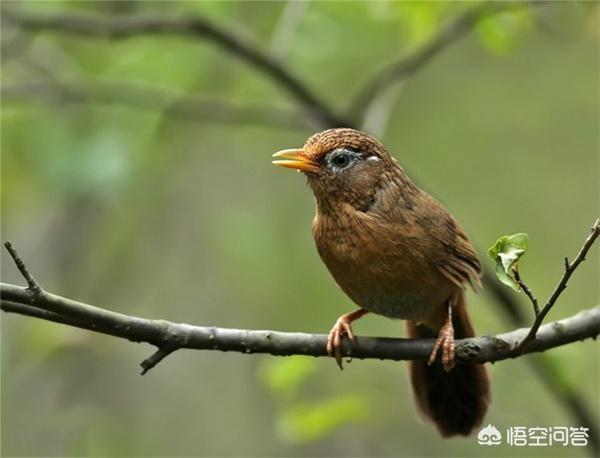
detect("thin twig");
top-left (1, 7), bottom-right (350, 127)
top-left (141, 344), bottom-right (179, 375)
top-left (513, 268), bottom-right (539, 316)
top-left (3, 241), bottom-right (42, 295)
top-left (516, 218), bottom-right (600, 351)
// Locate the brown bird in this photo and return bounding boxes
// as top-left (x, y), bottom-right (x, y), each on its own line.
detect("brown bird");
top-left (272, 128), bottom-right (489, 437)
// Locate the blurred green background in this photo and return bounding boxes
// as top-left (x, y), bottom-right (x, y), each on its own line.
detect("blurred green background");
top-left (1, 1), bottom-right (598, 457)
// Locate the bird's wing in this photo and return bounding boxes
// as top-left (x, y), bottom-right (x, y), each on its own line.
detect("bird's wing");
top-left (437, 216), bottom-right (483, 290)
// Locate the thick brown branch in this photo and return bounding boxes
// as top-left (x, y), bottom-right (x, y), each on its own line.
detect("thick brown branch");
top-left (2, 283), bottom-right (598, 373)
top-left (1, 7), bottom-right (349, 127)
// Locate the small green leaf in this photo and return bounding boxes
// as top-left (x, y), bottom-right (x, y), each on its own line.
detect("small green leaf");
top-left (487, 233), bottom-right (529, 290)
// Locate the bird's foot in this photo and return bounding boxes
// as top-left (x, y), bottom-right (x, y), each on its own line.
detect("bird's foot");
top-left (427, 317), bottom-right (455, 372)
top-left (326, 309), bottom-right (368, 370)
top-left (327, 316), bottom-right (356, 370)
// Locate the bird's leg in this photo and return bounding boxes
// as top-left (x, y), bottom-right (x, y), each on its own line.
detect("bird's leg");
top-left (427, 301), bottom-right (456, 372)
top-left (327, 308), bottom-right (369, 370)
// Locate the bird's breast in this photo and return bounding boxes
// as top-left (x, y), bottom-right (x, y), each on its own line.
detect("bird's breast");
top-left (313, 208), bottom-right (454, 321)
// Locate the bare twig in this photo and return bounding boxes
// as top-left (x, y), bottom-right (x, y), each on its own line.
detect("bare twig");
top-left (141, 344), bottom-right (179, 375)
top-left (349, 2), bottom-right (532, 122)
top-left (1, 7), bottom-right (350, 127)
top-left (513, 268), bottom-right (539, 316)
top-left (2, 80), bottom-right (311, 130)
top-left (3, 241), bottom-right (42, 295)
top-left (2, 283), bottom-right (598, 373)
top-left (516, 218), bottom-right (600, 351)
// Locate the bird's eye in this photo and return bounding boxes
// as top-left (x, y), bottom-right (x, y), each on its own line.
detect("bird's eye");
top-left (331, 152), bottom-right (351, 168)
top-left (325, 148), bottom-right (360, 171)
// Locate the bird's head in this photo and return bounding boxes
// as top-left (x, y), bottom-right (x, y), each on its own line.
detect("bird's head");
top-left (272, 128), bottom-right (400, 212)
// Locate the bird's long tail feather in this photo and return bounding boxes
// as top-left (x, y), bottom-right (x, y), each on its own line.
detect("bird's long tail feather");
top-left (406, 292), bottom-right (490, 437)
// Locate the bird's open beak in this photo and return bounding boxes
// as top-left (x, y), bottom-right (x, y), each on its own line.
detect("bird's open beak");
top-left (272, 149), bottom-right (319, 173)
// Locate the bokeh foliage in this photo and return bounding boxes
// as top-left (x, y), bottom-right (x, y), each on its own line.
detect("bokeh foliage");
top-left (1, 1), bottom-right (598, 457)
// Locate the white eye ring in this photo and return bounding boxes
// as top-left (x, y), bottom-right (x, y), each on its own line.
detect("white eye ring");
top-left (326, 148), bottom-right (360, 171)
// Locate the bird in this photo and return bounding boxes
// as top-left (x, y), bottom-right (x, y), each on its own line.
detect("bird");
top-left (272, 128), bottom-right (490, 437)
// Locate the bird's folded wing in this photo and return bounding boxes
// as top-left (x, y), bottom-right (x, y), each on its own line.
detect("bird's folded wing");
top-left (437, 217), bottom-right (483, 290)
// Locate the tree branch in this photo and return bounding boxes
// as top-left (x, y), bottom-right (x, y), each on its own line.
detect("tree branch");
top-left (2, 220), bottom-right (599, 375)
top-left (2, 4), bottom-right (597, 450)
top-left (3, 241), bottom-right (42, 294)
top-left (513, 268), bottom-right (539, 316)
top-left (2, 282), bottom-right (598, 374)
top-left (349, 2), bottom-right (533, 121)
top-left (1, 7), bottom-right (350, 127)
top-left (0, 1), bottom-right (562, 353)
top-left (1, 80), bottom-right (311, 130)
top-left (2, 3), bottom-right (532, 128)
top-left (515, 218), bottom-right (600, 351)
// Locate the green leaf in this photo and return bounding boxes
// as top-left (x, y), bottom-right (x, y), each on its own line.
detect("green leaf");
top-left (487, 233), bottom-right (529, 290)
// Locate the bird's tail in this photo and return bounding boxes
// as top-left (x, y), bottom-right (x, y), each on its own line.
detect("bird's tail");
top-left (406, 292), bottom-right (490, 437)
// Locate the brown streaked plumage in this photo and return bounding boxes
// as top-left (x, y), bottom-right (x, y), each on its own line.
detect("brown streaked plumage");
top-left (272, 128), bottom-right (490, 437)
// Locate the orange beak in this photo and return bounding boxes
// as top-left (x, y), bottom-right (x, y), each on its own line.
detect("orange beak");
top-left (272, 149), bottom-right (320, 173)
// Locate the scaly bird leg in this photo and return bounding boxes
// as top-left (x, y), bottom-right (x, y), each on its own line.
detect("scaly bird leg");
top-left (427, 302), bottom-right (456, 372)
top-left (327, 308), bottom-right (369, 370)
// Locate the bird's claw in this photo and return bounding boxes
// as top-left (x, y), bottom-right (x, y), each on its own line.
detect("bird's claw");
top-left (327, 317), bottom-right (356, 370)
top-left (427, 320), bottom-right (455, 372)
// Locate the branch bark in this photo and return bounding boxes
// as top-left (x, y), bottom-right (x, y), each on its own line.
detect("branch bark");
top-left (2, 215), bottom-right (599, 374)
top-left (2, 283), bottom-right (598, 374)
